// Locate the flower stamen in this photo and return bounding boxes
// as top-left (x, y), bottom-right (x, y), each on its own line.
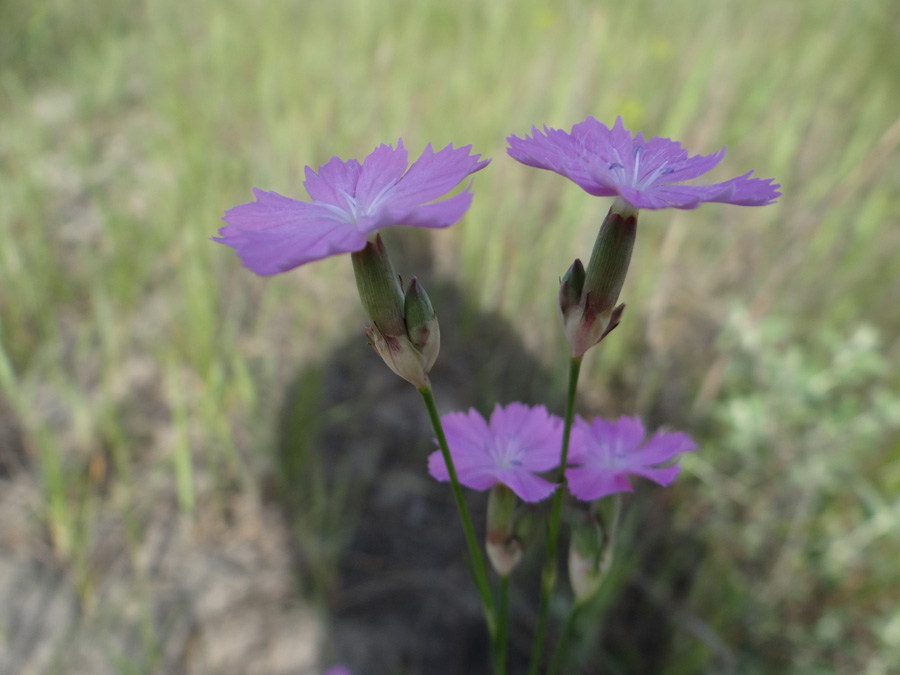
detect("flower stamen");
top-left (319, 200), bottom-right (359, 223)
top-left (632, 145), bottom-right (642, 186)
top-left (338, 188), bottom-right (363, 223)
top-left (365, 180), bottom-right (399, 215)
top-left (638, 161), bottom-right (674, 190)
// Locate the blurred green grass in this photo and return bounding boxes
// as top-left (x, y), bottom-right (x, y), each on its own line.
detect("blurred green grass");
top-left (1, 0), bottom-right (899, 671)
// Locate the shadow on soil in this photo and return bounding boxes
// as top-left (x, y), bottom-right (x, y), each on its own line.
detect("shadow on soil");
top-left (275, 233), bottom-right (706, 675)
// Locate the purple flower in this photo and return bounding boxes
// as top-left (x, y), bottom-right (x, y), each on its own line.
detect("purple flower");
top-left (215, 140), bottom-right (490, 275)
top-left (507, 116), bottom-right (780, 210)
top-left (323, 667), bottom-right (352, 675)
top-left (428, 403), bottom-right (563, 503)
top-left (565, 415), bottom-right (696, 501)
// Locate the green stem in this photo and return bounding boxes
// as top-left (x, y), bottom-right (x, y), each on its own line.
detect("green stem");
top-left (418, 384), bottom-right (496, 632)
top-left (548, 603), bottom-right (583, 675)
top-left (528, 356), bottom-right (582, 675)
top-left (495, 575), bottom-right (510, 675)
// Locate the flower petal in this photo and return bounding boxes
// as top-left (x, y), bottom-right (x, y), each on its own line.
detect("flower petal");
top-left (490, 402), bottom-right (552, 446)
top-left (565, 466), bottom-right (633, 501)
top-left (354, 140), bottom-right (410, 210)
top-left (427, 449), bottom-right (451, 481)
top-left (631, 430), bottom-right (697, 465)
top-left (703, 172), bottom-right (782, 206)
top-left (659, 146), bottom-right (725, 184)
top-left (496, 469), bottom-right (558, 503)
top-left (428, 449), bottom-right (503, 491)
top-left (507, 124), bottom-right (615, 197)
top-left (623, 464), bottom-right (681, 487)
top-left (302, 157), bottom-right (361, 207)
top-left (614, 184), bottom-right (673, 209)
top-left (386, 143), bottom-right (490, 211)
top-left (606, 116), bottom-right (638, 174)
top-left (568, 415), bottom-right (644, 464)
top-left (443, 409), bottom-right (493, 452)
top-left (644, 184), bottom-right (727, 209)
top-left (490, 403), bottom-right (562, 471)
top-left (215, 189), bottom-right (365, 274)
top-left (361, 189), bottom-right (476, 234)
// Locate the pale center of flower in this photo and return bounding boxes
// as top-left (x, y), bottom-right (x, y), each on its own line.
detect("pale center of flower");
top-left (493, 436), bottom-right (524, 470)
top-left (607, 145), bottom-right (676, 190)
top-left (340, 190), bottom-right (366, 222)
top-left (320, 182), bottom-right (401, 225)
top-left (319, 197), bottom-right (360, 224)
top-left (607, 437), bottom-right (628, 466)
top-left (639, 163), bottom-right (675, 189)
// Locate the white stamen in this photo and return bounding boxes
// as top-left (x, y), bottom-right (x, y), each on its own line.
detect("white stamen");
top-left (319, 201), bottom-right (358, 224)
top-left (365, 181), bottom-right (398, 215)
top-left (632, 145), bottom-right (642, 186)
top-left (639, 161), bottom-right (672, 189)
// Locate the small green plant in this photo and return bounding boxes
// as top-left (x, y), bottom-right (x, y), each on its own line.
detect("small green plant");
top-left (681, 312), bottom-right (900, 672)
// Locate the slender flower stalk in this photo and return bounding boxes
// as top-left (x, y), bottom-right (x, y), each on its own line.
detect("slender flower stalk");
top-left (495, 574), bottom-right (510, 675)
top-left (546, 602), bottom-right (584, 675)
top-left (418, 384), bottom-right (496, 634)
top-left (528, 356), bottom-right (582, 675)
top-left (548, 495), bottom-right (621, 673)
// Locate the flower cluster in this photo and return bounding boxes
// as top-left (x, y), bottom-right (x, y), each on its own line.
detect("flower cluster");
top-left (216, 116), bottom-right (778, 507)
top-left (216, 117), bottom-right (779, 667)
top-left (428, 404), bottom-right (695, 503)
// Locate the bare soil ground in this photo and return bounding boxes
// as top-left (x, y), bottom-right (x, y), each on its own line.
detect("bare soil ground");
top-left (0, 391), bottom-right (322, 675)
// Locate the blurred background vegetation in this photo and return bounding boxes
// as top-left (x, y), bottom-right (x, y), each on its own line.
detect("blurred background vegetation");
top-left (1, 0), bottom-right (898, 672)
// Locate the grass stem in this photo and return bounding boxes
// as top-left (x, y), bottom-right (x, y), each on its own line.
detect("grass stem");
top-left (528, 356), bottom-right (582, 675)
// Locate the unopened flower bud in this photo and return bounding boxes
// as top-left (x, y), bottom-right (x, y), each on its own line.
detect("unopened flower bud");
top-left (364, 325), bottom-right (432, 389)
top-left (567, 497), bottom-right (620, 604)
top-left (559, 258), bottom-right (586, 316)
top-left (511, 505), bottom-right (537, 549)
top-left (350, 235), bottom-right (441, 389)
top-left (351, 234), bottom-right (406, 338)
top-left (559, 200), bottom-right (636, 357)
top-left (403, 277), bottom-right (440, 372)
top-left (568, 522), bottom-right (607, 604)
top-left (486, 483), bottom-right (523, 577)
